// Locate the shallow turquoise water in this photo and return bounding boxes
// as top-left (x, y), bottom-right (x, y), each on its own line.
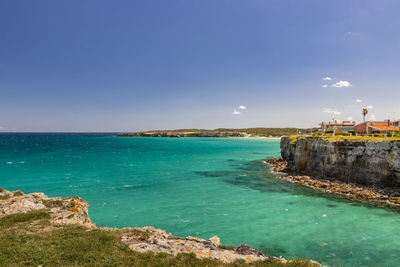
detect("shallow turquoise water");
top-left (1, 134), bottom-right (400, 266)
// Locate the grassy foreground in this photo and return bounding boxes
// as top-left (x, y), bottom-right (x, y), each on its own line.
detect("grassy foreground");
top-left (0, 210), bottom-right (319, 267)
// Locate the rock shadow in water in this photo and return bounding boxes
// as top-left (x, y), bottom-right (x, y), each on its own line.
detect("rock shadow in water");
top-left (195, 160), bottom-right (369, 203)
top-left (194, 160), bottom-right (296, 194)
top-left (258, 244), bottom-right (288, 256)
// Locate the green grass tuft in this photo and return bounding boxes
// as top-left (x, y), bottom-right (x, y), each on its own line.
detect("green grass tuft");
top-left (0, 195), bottom-right (10, 200)
top-left (0, 210), bottom-right (51, 229)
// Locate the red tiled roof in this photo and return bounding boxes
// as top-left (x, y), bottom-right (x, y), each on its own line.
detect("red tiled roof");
top-left (369, 125), bottom-right (399, 131)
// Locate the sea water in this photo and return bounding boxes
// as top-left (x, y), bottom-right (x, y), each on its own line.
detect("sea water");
top-left (1, 133), bottom-right (400, 266)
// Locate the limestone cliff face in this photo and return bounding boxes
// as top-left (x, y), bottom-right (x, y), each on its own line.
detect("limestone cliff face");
top-left (281, 137), bottom-right (400, 188)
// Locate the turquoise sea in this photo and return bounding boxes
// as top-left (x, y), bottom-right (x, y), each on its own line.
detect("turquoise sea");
top-left (1, 133), bottom-right (400, 266)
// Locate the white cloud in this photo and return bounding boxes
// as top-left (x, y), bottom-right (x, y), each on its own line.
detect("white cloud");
top-left (367, 105), bottom-right (373, 109)
top-left (370, 114), bottom-right (376, 120)
top-left (232, 109), bottom-right (241, 115)
top-left (322, 77), bottom-right (333, 81)
top-left (232, 105), bottom-right (247, 115)
top-left (323, 108), bottom-right (341, 115)
top-left (331, 80), bottom-right (351, 88)
top-left (321, 84), bottom-right (328, 88)
top-left (347, 117), bottom-right (353, 121)
top-left (0, 126), bottom-right (4, 130)
top-left (356, 99), bottom-right (362, 103)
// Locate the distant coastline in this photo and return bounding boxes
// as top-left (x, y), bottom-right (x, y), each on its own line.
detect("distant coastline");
top-left (117, 127), bottom-right (315, 138)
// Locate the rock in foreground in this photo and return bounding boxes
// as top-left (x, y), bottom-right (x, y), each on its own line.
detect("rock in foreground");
top-left (0, 188), bottom-right (93, 227)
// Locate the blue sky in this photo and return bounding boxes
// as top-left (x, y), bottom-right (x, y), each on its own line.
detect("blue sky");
top-left (1, 0), bottom-right (399, 131)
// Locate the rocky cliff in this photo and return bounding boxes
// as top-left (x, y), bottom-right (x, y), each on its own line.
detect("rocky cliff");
top-left (281, 137), bottom-right (400, 190)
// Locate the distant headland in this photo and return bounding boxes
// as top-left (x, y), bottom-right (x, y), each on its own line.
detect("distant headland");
top-left (117, 128), bottom-right (316, 138)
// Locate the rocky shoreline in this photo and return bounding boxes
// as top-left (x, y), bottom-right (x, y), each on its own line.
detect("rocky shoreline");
top-left (280, 136), bottom-right (400, 192)
top-left (265, 158), bottom-right (400, 208)
top-left (0, 188), bottom-right (322, 266)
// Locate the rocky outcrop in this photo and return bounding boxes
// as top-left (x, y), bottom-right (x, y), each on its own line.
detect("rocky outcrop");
top-left (1, 188), bottom-right (321, 265)
top-left (264, 158), bottom-right (288, 172)
top-left (112, 226), bottom-right (272, 263)
top-left (118, 131), bottom-right (249, 138)
top-left (280, 137), bottom-right (400, 191)
top-left (0, 188), bottom-right (93, 227)
top-left (263, 161), bottom-right (400, 207)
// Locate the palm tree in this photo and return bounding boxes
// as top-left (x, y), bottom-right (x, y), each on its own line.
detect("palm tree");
top-left (362, 108), bottom-right (368, 122)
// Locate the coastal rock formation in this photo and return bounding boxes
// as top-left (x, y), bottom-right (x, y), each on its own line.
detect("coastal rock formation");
top-left (0, 188), bottom-right (93, 227)
top-left (264, 158), bottom-right (287, 172)
top-left (263, 161), bottom-right (400, 207)
top-left (1, 188), bottom-right (321, 265)
top-left (281, 137), bottom-right (400, 191)
top-left (118, 131), bottom-right (249, 138)
top-left (113, 226), bottom-right (271, 263)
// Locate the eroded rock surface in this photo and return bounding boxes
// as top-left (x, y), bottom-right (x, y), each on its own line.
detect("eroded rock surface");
top-left (265, 158), bottom-right (288, 172)
top-left (0, 188), bottom-right (93, 227)
top-left (111, 226), bottom-right (273, 263)
top-left (281, 137), bottom-right (400, 191)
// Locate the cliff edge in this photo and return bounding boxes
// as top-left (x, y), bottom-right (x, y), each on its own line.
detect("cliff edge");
top-left (281, 137), bottom-right (400, 191)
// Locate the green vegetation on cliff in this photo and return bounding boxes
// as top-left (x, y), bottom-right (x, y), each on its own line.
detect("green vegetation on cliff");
top-left (289, 135), bottom-right (400, 143)
top-left (0, 211), bottom-right (319, 267)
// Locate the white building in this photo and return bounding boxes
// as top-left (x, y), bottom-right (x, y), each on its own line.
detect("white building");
top-left (392, 120), bottom-right (400, 127)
